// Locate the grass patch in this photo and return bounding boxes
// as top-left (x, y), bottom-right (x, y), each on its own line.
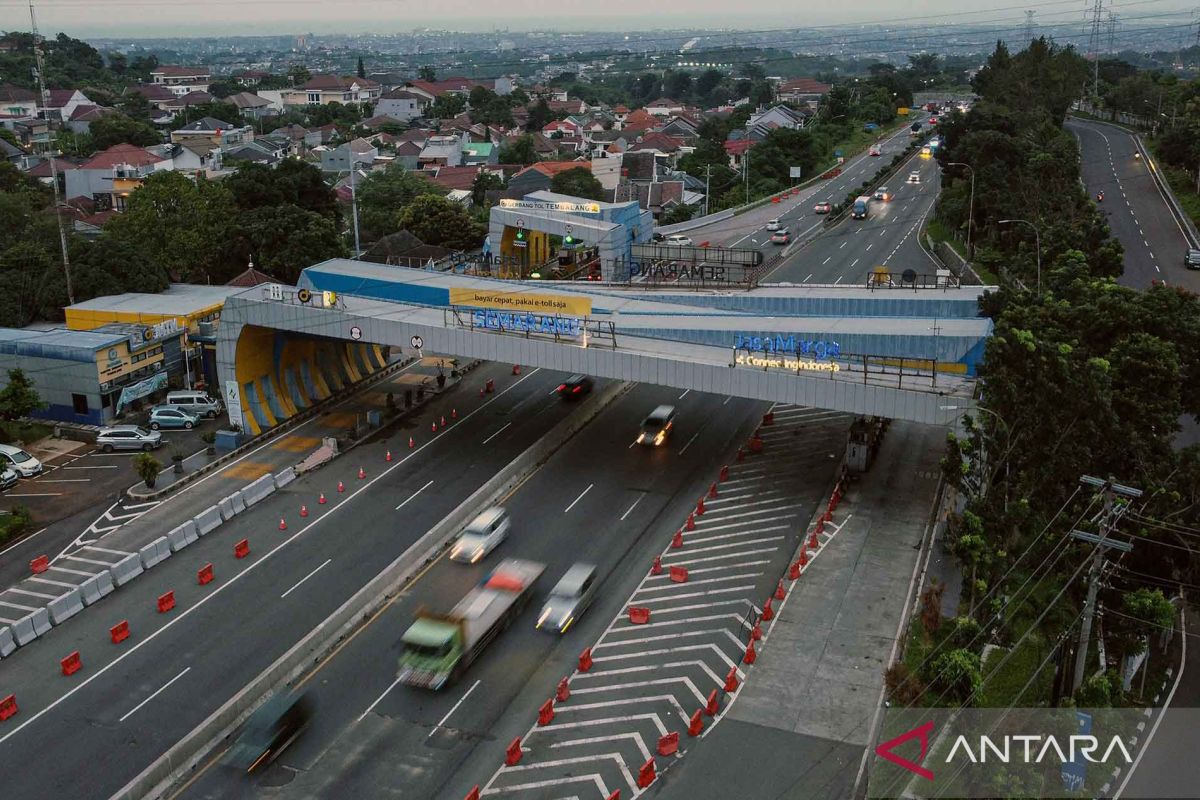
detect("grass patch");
top-left (925, 218), bottom-right (1002, 285)
top-left (977, 633), bottom-right (1055, 706)
top-left (0, 421), bottom-right (52, 446)
top-left (0, 505), bottom-right (32, 547)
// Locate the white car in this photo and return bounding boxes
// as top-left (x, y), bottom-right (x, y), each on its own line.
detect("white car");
top-left (874, 186), bottom-right (892, 202)
top-left (765, 218), bottom-right (781, 231)
top-left (664, 234), bottom-right (693, 246)
top-left (907, 171), bottom-right (921, 184)
top-left (450, 507), bottom-right (511, 564)
top-left (0, 443), bottom-right (42, 477)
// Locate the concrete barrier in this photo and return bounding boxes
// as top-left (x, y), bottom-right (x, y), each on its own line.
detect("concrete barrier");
top-left (79, 571), bottom-right (114, 606)
top-left (230, 491), bottom-right (247, 515)
top-left (111, 379), bottom-right (634, 800)
top-left (47, 588), bottom-right (84, 625)
top-left (167, 521), bottom-right (199, 553)
top-left (193, 505), bottom-right (223, 537)
top-left (139, 536), bottom-right (171, 570)
top-left (218, 496), bottom-right (235, 521)
top-left (12, 607), bottom-right (50, 645)
top-left (111, 553), bottom-right (144, 587)
top-left (0, 624), bottom-right (14, 658)
top-left (241, 475), bottom-right (276, 507)
top-left (273, 467), bottom-right (296, 489)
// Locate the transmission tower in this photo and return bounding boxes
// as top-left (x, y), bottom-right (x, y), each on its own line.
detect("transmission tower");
top-left (1106, 11), bottom-right (1119, 55)
top-left (1024, 10), bottom-right (1036, 47)
top-left (28, 0), bottom-right (73, 305)
top-left (1086, 0), bottom-right (1105, 97)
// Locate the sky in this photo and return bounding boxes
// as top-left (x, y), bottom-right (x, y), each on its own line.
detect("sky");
top-left (0, 0), bottom-right (1195, 39)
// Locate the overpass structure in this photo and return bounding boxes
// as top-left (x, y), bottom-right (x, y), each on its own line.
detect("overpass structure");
top-left (216, 260), bottom-right (993, 434)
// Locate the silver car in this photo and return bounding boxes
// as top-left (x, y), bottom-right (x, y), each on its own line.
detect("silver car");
top-left (537, 563), bottom-right (598, 634)
top-left (96, 425), bottom-right (162, 453)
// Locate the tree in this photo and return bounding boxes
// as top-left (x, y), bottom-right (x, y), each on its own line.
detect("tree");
top-left (927, 649), bottom-right (981, 703)
top-left (398, 195), bottom-right (485, 250)
top-left (658, 204), bottom-right (695, 225)
top-left (357, 56), bottom-right (366, 79)
top-left (695, 69), bottom-right (725, 103)
top-left (133, 452), bottom-right (161, 488)
top-left (549, 166), bottom-right (605, 201)
top-left (170, 101), bottom-right (241, 130)
top-left (525, 98), bottom-right (554, 132)
top-left (89, 113), bottom-right (161, 150)
top-left (117, 91), bottom-right (151, 120)
top-left (497, 134), bottom-right (539, 166)
top-left (224, 160), bottom-right (341, 222)
top-left (418, 65), bottom-right (437, 82)
top-left (287, 65), bottom-right (312, 86)
top-left (1110, 588), bottom-right (1175, 661)
top-left (471, 170), bottom-right (504, 206)
top-left (429, 93), bottom-right (466, 120)
top-left (0, 369), bottom-right (45, 421)
top-left (355, 166), bottom-right (445, 240)
top-left (232, 205), bottom-right (347, 283)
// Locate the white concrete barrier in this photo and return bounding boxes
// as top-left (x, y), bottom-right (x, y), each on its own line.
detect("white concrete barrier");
top-left (0, 625), bottom-right (14, 658)
top-left (167, 521), bottom-right (198, 553)
top-left (79, 572), bottom-right (111, 606)
top-left (111, 553), bottom-right (144, 587)
top-left (241, 474), bottom-right (276, 507)
top-left (11, 607), bottom-right (50, 645)
top-left (273, 467), bottom-right (296, 489)
top-left (47, 588), bottom-right (84, 625)
top-left (139, 536), bottom-right (171, 570)
top-left (218, 496), bottom-right (236, 521)
top-left (193, 505), bottom-right (223, 536)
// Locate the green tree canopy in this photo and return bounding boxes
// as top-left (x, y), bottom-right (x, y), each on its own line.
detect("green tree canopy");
top-left (497, 135), bottom-right (539, 166)
top-left (355, 166), bottom-right (444, 240)
top-left (231, 205), bottom-right (347, 284)
top-left (89, 113), bottom-right (162, 150)
top-left (0, 369), bottom-right (45, 421)
top-left (398, 195), bottom-right (485, 251)
top-left (549, 167), bottom-right (605, 201)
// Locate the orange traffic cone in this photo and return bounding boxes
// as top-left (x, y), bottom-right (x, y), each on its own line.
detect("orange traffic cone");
top-left (300, 505), bottom-right (309, 518)
top-left (318, 493), bottom-right (327, 505)
top-left (279, 517), bottom-right (287, 531)
top-left (337, 481), bottom-right (345, 493)
top-left (358, 466), bottom-right (366, 480)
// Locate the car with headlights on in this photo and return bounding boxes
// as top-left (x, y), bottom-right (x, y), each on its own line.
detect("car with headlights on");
top-left (537, 563), bottom-right (598, 634)
top-left (450, 507), bottom-right (511, 564)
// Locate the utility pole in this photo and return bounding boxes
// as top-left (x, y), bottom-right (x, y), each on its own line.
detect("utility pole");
top-left (348, 158), bottom-right (362, 258)
top-left (704, 163), bottom-right (711, 217)
top-left (1087, 0), bottom-right (1105, 99)
top-left (1070, 475), bottom-right (1140, 694)
top-left (29, 0), bottom-right (74, 305)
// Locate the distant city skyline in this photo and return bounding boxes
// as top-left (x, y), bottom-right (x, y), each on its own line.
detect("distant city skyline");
top-left (3, 0), bottom-right (1194, 40)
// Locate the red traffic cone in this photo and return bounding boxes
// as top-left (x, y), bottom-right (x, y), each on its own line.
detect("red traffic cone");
top-left (724, 667), bottom-right (740, 692)
top-left (358, 466), bottom-right (366, 480)
top-left (431, 421), bottom-right (438, 433)
top-left (409, 436), bottom-right (415, 449)
top-left (385, 450), bottom-right (392, 462)
top-left (743, 641), bottom-right (757, 664)
top-left (318, 493), bottom-right (327, 505)
top-left (440, 415), bottom-right (446, 427)
top-left (671, 529), bottom-right (683, 548)
top-left (799, 547), bottom-right (809, 567)
top-left (337, 481), bottom-right (345, 493)
top-left (479, 386), bottom-right (485, 397)
top-left (788, 560), bottom-right (801, 580)
top-left (650, 555), bottom-right (663, 575)
top-left (696, 496), bottom-right (706, 515)
top-left (451, 408), bottom-right (457, 419)
top-left (512, 364), bottom-right (521, 375)
top-left (709, 482), bottom-right (718, 499)
top-left (751, 621), bottom-right (762, 641)
top-left (809, 530), bottom-right (820, 550)
top-left (279, 517), bottom-right (287, 531)
top-left (686, 513), bottom-right (695, 531)
top-left (300, 505), bottom-right (309, 518)
top-left (762, 597), bottom-right (774, 621)
top-left (774, 580), bottom-right (786, 601)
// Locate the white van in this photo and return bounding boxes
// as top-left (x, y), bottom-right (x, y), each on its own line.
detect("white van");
top-left (165, 390), bottom-right (224, 419)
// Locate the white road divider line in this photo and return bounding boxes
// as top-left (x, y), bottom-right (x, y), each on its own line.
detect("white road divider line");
top-left (396, 480), bottom-right (434, 510)
top-left (549, 732), bottom-right (653, 764)
top-left (119, 667), bottom-right (191, 723)
top-left (678, 430), bottom-right (701, 455)
top-left (481, 422), bottom-right (512, 445)
top-left (428, 679), bottom-right (481, 738)
top-left (564, 483), bottom-right (593, 513)
top-left (644, 559), bottom-right (772, 578)
top-left (280, 558), bottom-right (332, 599)
top-left (633, 573), bottom-right (764, 595)
top-left (619, 494), bottom-right (644, 522)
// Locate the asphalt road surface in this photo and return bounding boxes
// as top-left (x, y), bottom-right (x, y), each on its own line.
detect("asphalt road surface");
top-left (0, 366), bottom-right (586, 800)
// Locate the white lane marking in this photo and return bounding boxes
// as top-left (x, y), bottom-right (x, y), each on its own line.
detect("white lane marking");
top-left (35, 479), bottom-right (90, 483)
top-left (822, 257), bottom-right (831, 265)
top-left (358, 675), bottom-right (404, 723)
top-left (8, 587), bottom-right (57, 599)
top-left (121, 501), bottom-right (160, 511)
top-left (850, 258), bottom-right (859, 267)
top-left (678, 389), bottom-right (690, 400)
top-left (620, 494), bottom-right (644, 522)
top-left (81, 544), bottom-right (130, 556)
top-left (678, 430), bottom-right (701, 456)
top-left (803, 273), bottom-right (813, 282)
top-left (280, 558), bottom-right (332, 599)
top-left (0, 599), bottom-right (39, 612)
top-left (834, 276), bottom-right (843, 285)
top-left (60, 465), bottom-right (118, 469)
top-left (722, 396), bottom-right (732, 405)
top-left (0, 526), bottom-right (47, 557)
top-left (427, 679), bottom-right (482, 738)
top-left (396, 480), bottom-right (434, 510)
top-left (839, 241), bottom-right (847, 249)
top-left (866, 244), bottom-right (873, 251)
top-left (119, 667), bottom-right (190, 723)
top-left (481, 422), bottom-right (512, 445)
top-left (6, 493), bottom-right (62, 497)
top-left (564, 484), bottom-right (594, 513)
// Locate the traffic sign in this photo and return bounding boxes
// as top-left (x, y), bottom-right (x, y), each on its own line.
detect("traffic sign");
top-left (410, 335), bottom-right (424, 349)
top-left (350, 326), bottom-right (362, 340)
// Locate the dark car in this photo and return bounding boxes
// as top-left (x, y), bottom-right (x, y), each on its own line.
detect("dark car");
top-left (224, 691), bottom-right (313, 773)
top-left (557, 374), bottom-right (594, 399)
top-left (1185, 249), bottom-right (1200, 269)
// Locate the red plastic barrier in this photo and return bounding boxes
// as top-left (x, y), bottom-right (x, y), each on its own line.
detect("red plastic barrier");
top-left (556, 677), bottom-right (570, 702)
top-left (705, 688), bottom-right (719, 716)
top-left (157, 591), bottom-right (175, 614)
top-left (774, 580), bottom-right (786, 601)
top-left (771, 196), bottom-right (781, 203)
top-left (578, 647), bottom-right (593, 672)
top-left (719, 464), bottom-right (729, 482)
top-left (464, 787), bottom-right (480, 800)
top-left (504, 736), bottom-right (523, 766)
top-left (687, 708), bottom-right (705, 736)
top-left (671, 530), bottom-right (683, 548)
top-left (537, 699), bottom-right (555, 726)
top-left (198, 563), bottom-right (214, 586)
top-left (29, 555), bottom-right (48, 574)
top-left (743, 641), bottom-right (757, 664)
top-left (762, 597), bottom-right (774, 621)
top-left (669, 565), bottom-right (688, 584)
top-left (110, 620), bottom-right (130, 644)
top-left (61, 651), bottom-right (82, 676)
top-left (0, 694), bottom-right (16, 721)
top-left (724, 666), bottom-right (739, 692)
top-left (628, 606), bottom-right (651, 624)
top-left (650, 555), bottom-right (663, 575)
top-left (637, 758), bottom-right (657, 788)
top-left (657, 732), bottom-right (679, 756)
top-left (234, 539), bottom-right (250, 559)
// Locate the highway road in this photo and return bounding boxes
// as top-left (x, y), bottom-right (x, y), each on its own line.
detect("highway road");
top-left (0, 365), bottom-right (589, 800)
top-left (1068, 117), bottom-right (1200, 294)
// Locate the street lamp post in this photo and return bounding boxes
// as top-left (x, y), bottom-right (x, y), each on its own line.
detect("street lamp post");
top-left (998, 218), bottom-right (1041, 294)
top-left (947, 162), bottom-right (974, 257)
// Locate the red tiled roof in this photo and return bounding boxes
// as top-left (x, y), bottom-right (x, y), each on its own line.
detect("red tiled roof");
top-left (724, 139), bottom-right (756, 155)
top-left (225, 266), bottom-right (276, 287)
top-left (419, 165), bottom-right (481, 191)
top-left (78, 143), bottom-right (163, 170)
top-left (778, 78), bottom-right (831, 95)
top-left (23, 157), bottom-right (83, 177)
top-left (613, 104), bottom-right (630, 113)
top-left (133, 84), bottom-right (177, 103)
top-left (630, 132), bottom-right (684, 152)
top-left (0, 83), bottom-right (38, 103)
top-left (515, 160), bottom-right (588, 179)
top-left (622, 109), bottom-right (658, 131)
top-left (43, 89), bottom-right (80, 108)
top-left (407, 77), bottom-right (486, 97)
top-left (68, 104), bottom-right (113, 122)
top-left (646, 97), bottom-right (680, 107)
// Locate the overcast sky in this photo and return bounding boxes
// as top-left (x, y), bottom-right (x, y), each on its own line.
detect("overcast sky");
top-left (0, 0), bottom-right (1194, 39)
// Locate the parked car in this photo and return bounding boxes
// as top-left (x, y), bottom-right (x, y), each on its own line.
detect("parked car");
top-left (148, 405), bottom-right (200, 430)
top-left (664, 234), bottom-right (693, 246)
top-left (450, 507), bottom-right (511, 564)
top-left (0, 444), bottom-right (42, 477)
top-left (907, 171), bottom-right (921, 184)
top-left (0, 466), bottom-right (18, 491)
top-left (537, 563), bottom-right (599, 634)
top-left (765, 218), bottom-right (781, 231)
top-left (96, 425), bottom-right (162, 453)
top-left (770, 228), bottom-right (790, 245)
top-left (637, 405), bottom-right (677, 447)
top-left (1185, 249), bottom-right (1200, 269)
top-left (813, 201), bottom-right (832, 214)
top-left (164, 390), bottom-right (223, 419)
top-left (874, 186), bottom-right (892, 201)
top-left (557, 374), bottom-right (594, 399)
top-left (224, 691), bottom-right (313, 773)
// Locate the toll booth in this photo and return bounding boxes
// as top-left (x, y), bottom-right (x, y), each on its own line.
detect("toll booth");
top-left (846, 416), bottom-right (888, 474)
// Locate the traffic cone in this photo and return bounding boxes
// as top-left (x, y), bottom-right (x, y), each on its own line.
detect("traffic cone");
top-left (709, 482), bottom-right (718, 499)
top-left (744, 641), bottom-right (757, 664)
top-left (451, 408), bottom-right (457, 420)
top-left (671, 529), bottom-right (683, 548)
top-left (385, 450), bottom-right (392, 462)
top-left (751, 621), bottom-right (762, 641)
top-left (788, 560), bottom-right (801, 580)
top-left (409, 436), bottom-right (415, 448)
top-left (799, 546), bottom-right (809, 567)
top-left (686, 513), bottom-right (695, 531)
top-left (358, 466), bottom-right (366, 480)
top-left (300, 505), bottom-right (309, 518)
top-left (696, 496), bottom-right (706, 515)
top-left (774, 580), bottom-right (786, 601)
top-left (337, 481), bottom-right (345, 493)
top-left (512, 364), bottom-right (521, 375)
top-left (479, 386), bottom-right (485, 398)
top-left (432, 421), bottom-right (438, 433)
top-left (809, 530), bottom-right (820, 550)
top-left (440, 415), bottom-right (446, 427)
top-left (318, 493), bottom-right (327, 505)
top-left (650, 555), bottom-right (663, 575)
top-left (279, 517), bottom-right (287, 531)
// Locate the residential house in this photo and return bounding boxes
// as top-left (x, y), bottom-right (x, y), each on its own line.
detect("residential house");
top-left (635, 181), bottom-right (685, 216)
top-left (305, 123), bottom-right (340, 147)
top-left (619, 150), bottom-right (658, 183)
top-left (66, 105), bottom-right (115, 134)
top-left (543, 118), bottom-right (581, 137)
top-left (39, 89), bottom-right (93, 122)
top-left (227, 91), bottom-right (273, 121)
top-left (627, 132), bottom-right (684, 162)
top-left (360, 114), bottom-right (408, 131)
top-left (283, 75), bottom-right (382, 107)
top-left (659, 115), bottom-right (700, 140)
top-left (64, 143), bottom-right (172, 211)
top-left (505, 161), bottom-right (588, 198)
top-left (321, 138), bottom-right (378, 172)
top-left (147, 142), bottom-right (222, 174)
top-left (418, 165), bottom-right (493, 193)
top-left (0, 84), bottom-right (38, 117)
top-left (270, 124), bottom-right (310, 152)
top-left (620, 109), bottom-right (659, 134)
top-left (462, 141), bottom-right (497, 165)
top-left (417, 134), bottom-right (466, 169)
top-left (585, 130), bottom-right (629, 158)
top-left (0, 137), bottom-right (22, 164)
top-left (547, 98), bottom-right (587, 116)
top-left (171, 117), bottom-right (254, 149)
top-left (150, 66), bottom-right (212, 96)
top-left (645, 98), bottom-right (684, 117)
top-left (747, 104), bottom-right (809, 131)
top-left (775, 78), bottom-right (831, 109)
top-left (723, 138), bottom-right (755, 170)
top-left (6, 118), bottom-right (50, 151)
top-left (224, 140), bottom-right (285, 166)
top-left (160, 91), bottom-right (216, 117)
top-left (529, 86), bottom-right (568, 102)
top-left (404, 77), bottom-right (486, 104)
top-left (392, 140), bottom-right (423, 170)
top-left (21, 155), bottom-right (86, 194)
top-left (612, 104), bottom-right (630, 124)
top-left (375, 88), bottom-right (426, 121)
top-left (589, 155), bottom-right (623, 192)
top-left (130, 84), bottom-right (179, 121)
top-left (550, 136), bottom-right (585, 158)
top-left (63, 198), bottom-right (117, 238)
